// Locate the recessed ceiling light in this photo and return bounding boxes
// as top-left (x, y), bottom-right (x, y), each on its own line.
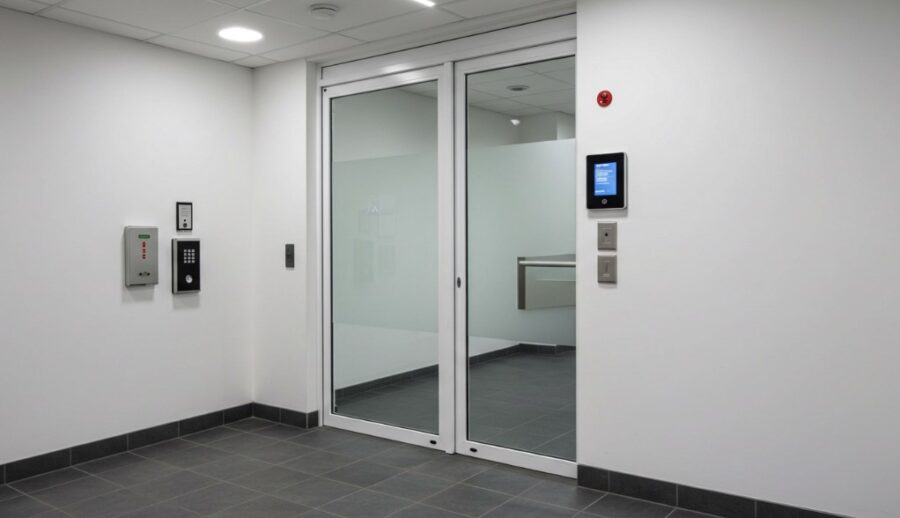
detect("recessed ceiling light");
top-left (309, 3), bottom-right (340, 20)
top-left (412, 0), bottom-right (436, 6)
top-left (218, 26), bottom-right (263, 43)
top-left (510, 119), bottom-right (521, 126)
top-left (507, 84), bottom-right (530, 92)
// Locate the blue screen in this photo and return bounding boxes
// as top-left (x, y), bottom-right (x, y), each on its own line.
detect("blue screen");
top-left (594, 162), bottom-right (617, 196)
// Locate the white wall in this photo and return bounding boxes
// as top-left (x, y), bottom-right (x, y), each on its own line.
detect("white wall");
top-left (0, 9), bottom-right (254, 464)
top-left (250, 60), bottom-right (313, 413)
top-left (575, 1), bottom-right (900, 517)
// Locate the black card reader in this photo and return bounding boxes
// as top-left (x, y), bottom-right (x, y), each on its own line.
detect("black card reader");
top-left (172, 239), bottom-right (200, 294)
top-left (586, 152), bottom-right (627, 210)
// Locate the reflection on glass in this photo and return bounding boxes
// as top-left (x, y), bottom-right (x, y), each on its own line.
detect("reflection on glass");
top-left (466, 57), bottom-right (577, 460)
top-left (331, 81), bottom-right (439, 434)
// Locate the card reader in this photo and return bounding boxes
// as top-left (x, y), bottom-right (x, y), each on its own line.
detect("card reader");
top-left (586, 152), bottom-right (627, 210)
top-left (172, 239), bottom-right (200, 294)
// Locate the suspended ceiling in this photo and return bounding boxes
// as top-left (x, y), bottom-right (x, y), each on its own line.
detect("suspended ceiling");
top-left (0, 0), bottom-right (575, 68)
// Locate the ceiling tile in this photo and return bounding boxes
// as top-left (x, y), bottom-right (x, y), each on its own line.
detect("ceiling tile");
top-left (543, 68), bottom-right (575, 85)
top-left (467, 66), bottom-right (534, 85)
top-left (441, 0), bottom-right (551, 18)
top-left (217, 0), bottom-right (266, 7)
top-left (512, 88), bottom-right (575, 108)
top-left (249, 0), bottom-right (421, 33)
top-left (341, 7), bottom-right (463, 42)
top-left (523, 55), bottom-right (574, 73)
top-left (471, 73), bottom-right (570, 98)
top-left (62, 0), bottom-right (234, 33)
top-left (232, 55), bottom-right (277, 67)
top-left (471, 98), bottom-right (531, 114)
top-left (150, 35), bottom-right (249, 61)
top-left (505, 105), bottom-right (547, 116)
top-left (542, 102), bottom-right (575, 115)
top-left (41, 7), bottom-right (160, 40)
top-left (174, 10), bottom-right (328, 54)
top-left (465, 90), bottom-right (498, 103)
top-left (262, 33), bottom-right (361, 61)
top-left (0, 0), bottom-right (46, 14)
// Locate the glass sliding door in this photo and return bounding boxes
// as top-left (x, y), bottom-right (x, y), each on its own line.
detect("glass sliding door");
top-left (324, 66), bottom-right (454, 449)
top-left (321, 44), bottom-right (577, 475)
top-left (455, 43), bottom-right (578, 476)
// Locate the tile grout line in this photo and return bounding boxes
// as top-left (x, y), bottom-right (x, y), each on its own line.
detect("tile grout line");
top-left (5, 423), bottom-right (360, 514)
top-left (24, 427), bottom-right (596, 518)
top-left (3, 419), bottom-right (295, 517)
top-left (9, 423), bottom-right (589, 518)
top-left (20, 472), bottom-right (118, 518)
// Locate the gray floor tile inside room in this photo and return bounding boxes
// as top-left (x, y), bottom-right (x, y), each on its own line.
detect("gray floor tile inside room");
top-left (336, 350), bottom-right (576, 461)
top-left (0, 420), bottom-right (719, 518)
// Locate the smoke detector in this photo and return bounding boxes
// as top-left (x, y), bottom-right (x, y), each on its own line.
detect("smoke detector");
top-left (309, 3), bottom-right (340, 20)
top-left (507, 84), bottom-right (530, 92)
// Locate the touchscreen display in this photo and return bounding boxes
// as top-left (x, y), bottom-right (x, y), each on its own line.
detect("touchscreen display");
top-left (594, 162), bottom-right (618, 196)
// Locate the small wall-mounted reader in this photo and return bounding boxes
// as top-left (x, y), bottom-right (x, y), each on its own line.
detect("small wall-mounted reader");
top-left (586, 152), bottom-right (627, 210)
top-left (176, 202), bottom-right (193, 231)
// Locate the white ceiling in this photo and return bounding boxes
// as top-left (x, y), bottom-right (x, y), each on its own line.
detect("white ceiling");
top-left (0, 0), bottom-right (574, 68)
top-left (401, 56), bottom-right (574, 118)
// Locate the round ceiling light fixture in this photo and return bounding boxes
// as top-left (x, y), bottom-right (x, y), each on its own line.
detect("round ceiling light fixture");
top-left (309, 3), bottom-right (340, 20)
top-left (507, 84), bottom-right (530, 92)
top-left (218, 26), bottom-right (263, 43)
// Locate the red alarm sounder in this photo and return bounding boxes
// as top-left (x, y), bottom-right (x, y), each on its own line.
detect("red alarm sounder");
top-left (597, 90), bottom-right (613, 107)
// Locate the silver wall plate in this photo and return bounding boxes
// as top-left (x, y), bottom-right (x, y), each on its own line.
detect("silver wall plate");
top-left (597, 255), bottom-right (617, 284)
top-left (597, 222), bottom-right (617, 251)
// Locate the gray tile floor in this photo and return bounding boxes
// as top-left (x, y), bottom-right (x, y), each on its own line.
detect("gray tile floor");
top-left (336, 351), bottom-right (576, 461)
top-left (0, 421), bottom-right (719, 518)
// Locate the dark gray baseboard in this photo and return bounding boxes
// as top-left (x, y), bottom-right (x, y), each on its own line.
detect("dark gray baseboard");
top-left (251, 402), bottom-right (319, 429)
top-left (0, 403), bottom-right (318, 485)
top-left (577, 465), bottom-right (847, 518)
top-left (335, 342), bottom-right (575, 399)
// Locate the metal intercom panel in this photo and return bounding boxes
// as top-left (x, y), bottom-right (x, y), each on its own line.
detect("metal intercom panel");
top-left (172, 239), bottom-right (200, 293)
top-left (124, 226), bottom-right (158, 287)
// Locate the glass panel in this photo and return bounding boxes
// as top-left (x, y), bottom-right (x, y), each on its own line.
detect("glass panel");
top-left (331, 81), bottom-right (439, 434)
top-left (466, 57), bottom-right (577, 460)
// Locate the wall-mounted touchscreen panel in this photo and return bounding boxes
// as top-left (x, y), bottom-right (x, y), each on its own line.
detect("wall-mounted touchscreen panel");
top-left (586, 152), bottom-right (626, 209)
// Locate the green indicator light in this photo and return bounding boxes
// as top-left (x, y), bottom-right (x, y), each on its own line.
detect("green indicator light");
top-left (138, 234), bottom-right (151, 239)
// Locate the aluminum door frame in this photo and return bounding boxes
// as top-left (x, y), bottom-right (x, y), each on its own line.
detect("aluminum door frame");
top-left (322, 64), bottom-right (456, 453)
top-left (453, 40), bottom-right (578, 477)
